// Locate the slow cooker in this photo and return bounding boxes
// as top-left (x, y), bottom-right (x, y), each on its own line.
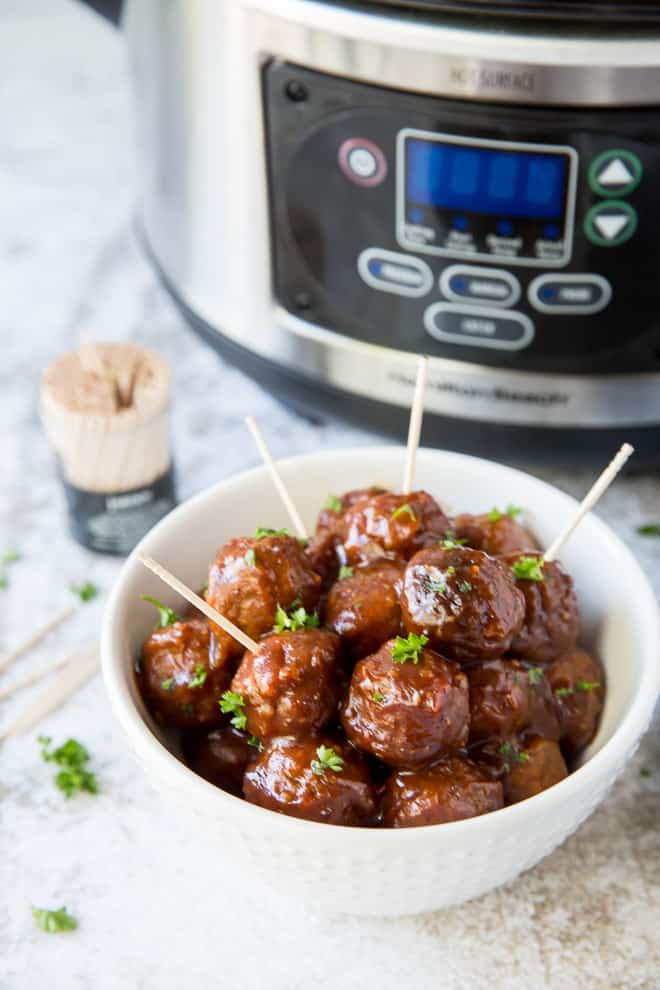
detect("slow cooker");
top-left (89, 0), bottom-right (660, 462)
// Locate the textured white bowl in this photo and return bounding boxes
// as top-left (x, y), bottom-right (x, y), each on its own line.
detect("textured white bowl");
top-left (101, 447), bottom-right (659, 917)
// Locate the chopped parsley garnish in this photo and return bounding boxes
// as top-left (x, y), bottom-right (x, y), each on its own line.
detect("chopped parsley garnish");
top-left (161, 678), bottom-right (175, 692)
top-left (429, 580), bottom-right (448, 595)
top-left (447, 565), bottom-right (456, 577)
top-left (391, 503), bottom-right (417, 522)
top-left (32, 906), bottom-right (78, 934)
top-left (140, 594), bottom-right (179, 628)
top-left (38, 736), bottom-right (98, 798)
top-left (255, 526), bottom-right (289, 540)
top-left (640, 767), bottom-right (652, 778)
top-left (339, 565), bottom-right (354, 580)
top-left (311, 745), bottom-right (344, 776)
top-left (392, 632), bottom-right (428, 665)
top-left (2, 548), bottom-right (20, 565)
top-left (441, 532), bottom-right (467, 549)
top-left (499, 740), bottom-right (530, 773)
top-left (188, 664), bottom-right (207, 689)
top-left (248, 735), bottom-right (263, 751)
top-left (458, 580), bottom-right (473, 593)
top-left (220, 690), bottom-right (247, 730)
top-left (274, 604), bottom-right (320, 632)
top-left (637, 523), bottom-right (660, 537)
top-left (373, 691), bottom-right (384, 703)
top-left (555, 680), bottom-right (601, 698)
top-left (324, 494), bottom-right (342, 512)
top-left (554, 687), bottom-right (573, 698)
top-left (527, 666), bottom-right (544, 685)
top-left (489, 505), bottom-right (523, 522)
top-left (69, 581), bottom-right (99, 602)
top-left (511, 556), bottom-right (545, 582)
top-left (244, 548), bottom-right (257, 567)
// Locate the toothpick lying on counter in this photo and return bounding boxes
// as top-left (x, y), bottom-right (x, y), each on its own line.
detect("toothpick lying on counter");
top-left (0, 646), bottom-right (99, 740)
top-left (544, 442), bottom-right (634, 562)
top-left (136, 554), bottom-right (259, 653)
top-left (0, 604), bottom-right (76, 676)
top-left (245, 416), bottom-right (308, 540)
top-left (0, 652), bottom-right (74, 703)
top-left (402, 356), bottom-right (429, 495)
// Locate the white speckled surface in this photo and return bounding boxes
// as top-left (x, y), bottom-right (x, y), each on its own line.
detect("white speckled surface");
top-left (0, 3), bottom-right (659, 987)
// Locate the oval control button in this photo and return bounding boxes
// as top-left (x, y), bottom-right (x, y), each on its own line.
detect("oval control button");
top-left (440, 265), bottom-right (520, 308)
top-left (424, 303), bottom-right (534, 351)
top-left (528, 274), bottom-right (612, 314)
top-left (358, 248), bottom-right (433, 298)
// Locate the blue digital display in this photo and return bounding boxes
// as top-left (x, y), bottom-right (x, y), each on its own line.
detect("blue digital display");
top-left (405, 138), bottom-right (567, 219)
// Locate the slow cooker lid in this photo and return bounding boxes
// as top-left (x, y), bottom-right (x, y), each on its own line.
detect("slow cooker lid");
top-left (358, 0), bottom-right (660, 20)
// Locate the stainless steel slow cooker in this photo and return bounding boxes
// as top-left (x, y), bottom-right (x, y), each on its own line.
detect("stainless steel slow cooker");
top-left (89, 0), bottom-right (660, 462)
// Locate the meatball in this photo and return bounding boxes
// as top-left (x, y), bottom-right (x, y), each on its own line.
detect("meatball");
top-left (182, 725), bottom-right (255, 796)
top-left (401, 546), bottom-right (525, 661)
top-left (503, 737), bottom-right (567, 804)
top-left (468, 659), bottom-right (560, 743)
top-left (324, 558), bottom-right (404, 660)
top-left (502, 552), bottom-right (579, 664)
top-left (139, 619), bottom-right (230, 728)
top-left (308, 487), bottom-right (387, 583)
top-left (547, 649), bottom-right (605, 755)
top-left (341, 491), bottom-right (450, 565)
top-left (453, 511), bottom-right (538, 557)
top-left (340, 637), bottom-right (469, 768)
top-left (230, 628), bottom-right (342, 740)
top-left (243, 737), bottom-right (377, 825)
top-left (382, 756), bottom-right (504, 828)
top-left (206, 533), bottom-right (321, 659)
top-left (316, 487), bottom-right (386, 537)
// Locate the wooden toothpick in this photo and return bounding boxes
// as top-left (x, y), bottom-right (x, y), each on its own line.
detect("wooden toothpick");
top-left (245, 416), bottom-right (308, 540)
top-left (136, 554), bottom-right (259, 653)
top-left (544, 443), bottom-right (634, 562)
top-left (0, 604), bottom-right (76, 676)
top-left (402, 356), bottom-right (429, 494)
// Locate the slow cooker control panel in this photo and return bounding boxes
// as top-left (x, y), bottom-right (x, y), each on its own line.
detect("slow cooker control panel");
top-left (264, 62), bottom-right (659, 373)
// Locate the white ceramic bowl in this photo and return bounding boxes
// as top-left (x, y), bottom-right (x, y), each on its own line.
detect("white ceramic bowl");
top-left (101, 447), bottom-right (659, 917)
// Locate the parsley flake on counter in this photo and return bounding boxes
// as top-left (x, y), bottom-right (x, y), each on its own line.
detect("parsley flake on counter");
top-left (339, 565), bottom-right (354, 580)
top-left (2, 548), bottom-right (20, 565)
top-left (498, 740), bottom-right (530, 773)
top-left (640, 767), bottom-right (652, 778)
top-left (38, 736), bottom-right (98, 798)
top-left (392, 632), bottom-right (428, 665)
top-left (32, 906), bottom-right (78, 934)
top-left (140, 594), bottom-right (179, 629)
top-left (274, 604), bottom-right (320, 633)
top-left (391, 503), bottom-right (417, 522)
top-left (511, 556), bottom-right (545, 582)
top-left (69, 581), bottom-right (99, 602)
top-left (255, 526), bottom-right (289, 540)
top-left (220, 690), bottom-right (247, 731)
top-left (244, 548), bottom-right (257, 567)
top-left (161, 678), bottom-right (175, 692)
top-left (189, 664), bottom-right (207, 689)
top-left (637, 523), bottom-right (660, 537)
top-left (0, 576), bottom-right (7, 590)
top-left (324, 494), bottom-right (342, 512)
top-left (527, 667), bottom-right (544, 685)
top-left (311, 745), bottom-right (344, 776)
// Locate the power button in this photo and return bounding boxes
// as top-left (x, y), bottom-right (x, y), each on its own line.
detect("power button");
top-left (338, 138), bottom-right (388, 187)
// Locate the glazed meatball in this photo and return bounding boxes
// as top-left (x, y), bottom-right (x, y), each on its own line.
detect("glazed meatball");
top-left (340, 638), bottom-right (469, 768)
top-left (230, 628), bottom-right (342, 740)
top-left (401, 546), bottom-right (525, 661)
top-left (182, 725), bottom-right (255, 796)
top-left (307, 487), bottom-right (387, 583)
top-left (382, 756), bottom-right (504, 828)
top-left (502, 552), bottom-right (579, 664)
top-left (139, 619), bottom-right (230, 728)
top-left (503, 737), bottom-right (568, 804)
top-left (547, 648), bottom-right (605, 755)
top-left (468, 659), bottom-right (560, 743)
top-left (341, 491), bottom-right (450, 565)
top-left (453, 511), bottom-right (538, 557)
top-left (243, 736), bottom-right (377, 825)
top-left (324, 558), bottom-right (405, 660)
top-left (207, 533), bottom-right (321, 659)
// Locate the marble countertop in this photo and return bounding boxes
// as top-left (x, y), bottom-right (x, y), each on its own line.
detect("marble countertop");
top-left (1, 2), bottom-right (659, 987)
